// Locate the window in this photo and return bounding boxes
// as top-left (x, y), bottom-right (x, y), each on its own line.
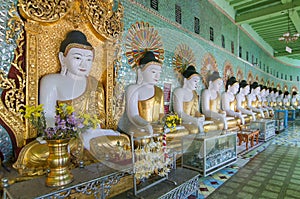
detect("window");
top-left (281, 73), bottom-right (283, 79)
top-left (259, 61), bottom-right (261, 69)
top-left (290, 75), bottom-right (293, 81)
top-left (246, 51), bottom-right (249, 61)
top-left (252, 55), bottom-right (254, 64)
top-left (285, 74), bottom-right (287, 80)
top-left (175, 4), bottom-right (181, 24)
top-left (277, 72), bottom-right (279, 78)
top-left (297, 76), bottom-right (299, 81)
top-left (194, 17), bottom-right (200, 34)
top-left (239, 46), bottom-right (242, 58)
top-left (267, 66), bottom-right (269, 73)
top-left (210, 27), bottom-right (214, 41)
top-left (221, 35), bottom-right (225, 48)
top-left (263, 64), bottom-right (265, 71)
top-left (231, 41), bottom-right (234, 54)
top-left (151, 0), bottom-right (158, 11)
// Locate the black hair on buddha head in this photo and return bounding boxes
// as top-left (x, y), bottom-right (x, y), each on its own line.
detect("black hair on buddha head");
top-left (284, 91), bottom-right (289, 97)
top-left (60, 30), bottom-right (94, 56)
top-left (138, 51), bottom-right (162, 69)
top-left (183, 65), bottom-right (200, 79)
top-left (263, 86), bottom-right (268, 91)
top-left (293, 91), bottom-right (298, 96)
top-left (239, 80), bottom-right (248, 88)
top-left (207, 71), bottom-right (221, 84)
top-left (279, 90), bottom-right (283, 95)
top-left (268, 87), bottom-right (273, 93)
top-left (273, 88), bottom-right (278, 93)
top-left (259, 84), bottom-right (264, 90)
top-left (226, 76), bottom-right (238, 91)
top-left (250, 82), bottom-right (259, 90)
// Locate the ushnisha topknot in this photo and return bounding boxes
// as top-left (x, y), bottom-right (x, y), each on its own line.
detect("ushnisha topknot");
top-left (225, 76), bottom-right (238, 91)
top-left (239, 80), bottom-right (248, 88)
top-left (138, 51), bottom-right (162, 70)
top-left (60, 30), bottom-right (94, 56)
top-left (284, 91), bottom-right (290, 97)
top-left (250, 82), bottom-right (259, 90)
top-left (207, 70), bottom-right (221, 84)
top-left (292, 91), bottom-right (298, 96)
top-left (182, 65), bottom-right (200, 79)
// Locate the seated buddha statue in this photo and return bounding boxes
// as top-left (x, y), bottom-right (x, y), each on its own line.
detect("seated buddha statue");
top-left (118, 51), bottom-right (189, 150)
top-left (172, 65), bottom-right (218, 133)
top-left (258, 85), bottom-right (270, 118)
top-left (283, 91), bottom-right (293, 110)
top-left (276, 90), bottom-right (284, 109)
top-left (236, 80), bottom-right (256, 123)
top-left (261, 86), bottom-right (274, 117)
top-left (291, 91), bottom-right (299, 109)
top-left (221, 76), bottom-right (244, 126)
top-left (201, 71), bottom-right (228, 130)
top-left (271, 88), bottom-right (279, 108)
top-left (267, 87), bottom-right (273, 107)
top-left (13, 31), bottom-right (128, 176)
top-left (246, 82), bottom-right (264, 119)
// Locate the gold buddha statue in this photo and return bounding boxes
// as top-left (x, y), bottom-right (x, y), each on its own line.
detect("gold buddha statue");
top-left (13, 31), bottom-right (129, 176)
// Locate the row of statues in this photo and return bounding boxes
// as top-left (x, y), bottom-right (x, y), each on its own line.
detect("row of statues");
top-left (13, 30), bottom-right (299, 176)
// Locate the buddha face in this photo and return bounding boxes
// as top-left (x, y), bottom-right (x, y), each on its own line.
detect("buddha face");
top-left (241, 85), bottom-right (250, 95)
top-left (260, 89), bottom-right (265, 97)
top-left (229, 83), bottom-right (239, 94)
top-left (254, 87), bottom-right (260, 95)
top-left (185, 76), bottom-right (200, 91)
top-left (210, 78), bottom-right (223, 91)
top-left (62, 47), bottom-right (94, 77)
top-left (141, 64), bottom-right (162, 85)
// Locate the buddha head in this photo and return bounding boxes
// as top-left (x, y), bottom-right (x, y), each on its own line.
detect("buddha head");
top-left (239, 80), bottom-right (250, 95)
top-left (278, 90), bottom-right (283, 98)
top-left (59, 30), bottom-right (94, 77)
top-left (263, 86), bottom-right (269, 97)
top-left (207, 71), bottom-right (223, 91)
top-left (182, 65), bottom-right (200, 91)
top-left (259, 84), bottom-right (266, 97)
top-left (137, 51), bottom-right (162, 85)
top-left (292, 91), bottom-right (298, 98)
top-left (273, 88), bottom-right (278, 97)
top-left (226, 76), bottom-right (239, 94)
top-left (250, 82), bottom-right (260, 95)
top-left (284, 91), bottom-right (290, 99)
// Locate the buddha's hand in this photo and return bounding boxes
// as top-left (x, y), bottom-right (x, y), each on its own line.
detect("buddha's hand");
top-left (252, 113), bottom-right (256, 121)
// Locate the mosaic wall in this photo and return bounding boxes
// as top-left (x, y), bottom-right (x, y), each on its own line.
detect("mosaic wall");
top-left (118, 0), bottom-right (300, 92)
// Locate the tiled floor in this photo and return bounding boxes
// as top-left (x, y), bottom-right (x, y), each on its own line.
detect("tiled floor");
top-left (207, 120), bottom-right (300, 199)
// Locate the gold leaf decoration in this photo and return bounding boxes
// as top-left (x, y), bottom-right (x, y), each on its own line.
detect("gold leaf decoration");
top-left (236, 67), bottom-right (243, 82)
top-left (201, 53), bottom-right (218, 87)
top-left (223, 61), bottom-right (234, 84)
top-left (172, 43), bottom-right (195, 75)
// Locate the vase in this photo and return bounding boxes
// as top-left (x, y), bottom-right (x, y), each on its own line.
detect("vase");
top-left (46, 139), bottom-right (73, 187)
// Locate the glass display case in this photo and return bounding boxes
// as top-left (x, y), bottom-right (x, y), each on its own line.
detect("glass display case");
top-left (182, 131), bottom-right (237, 177)
top-left (250, 119), bottom-right (275, 141)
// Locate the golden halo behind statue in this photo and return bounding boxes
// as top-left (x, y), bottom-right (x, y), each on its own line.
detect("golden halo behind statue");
top-left (223, 61), bottom-right (234, 83)
top-left (271, 81), bottom-right (274, 88)
top-left (276, 83), bottom-right (281, 90)
top-left (172, 43), bottom-right (196, 82)
top-left (125, 21), bottom-right (164, 69)
top-left (291, 85), bottom-right (298, 93)
top-left (236, 67), bottom-right (243, 82)
top-left (283, 84), bottom-right (288, 92)
top-left (266, 80), bottom-right (270, 87)
top-left (201, 53), bottom-right (218, 87)
top-left (247, 71), bottom-right (254, 84)
top-left (260, 77), bottom-right (264, 86)
top-left (255, 75), bottom-right (259, 83)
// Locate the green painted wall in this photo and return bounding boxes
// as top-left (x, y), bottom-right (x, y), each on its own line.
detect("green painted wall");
top-left (119, 0), bottom-right (300, 92)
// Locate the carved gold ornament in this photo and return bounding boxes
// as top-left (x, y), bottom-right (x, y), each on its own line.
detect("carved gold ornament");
top-left (223, 61), bottom-right (234, 83)
top-left (0, 0), bottom-right (123, 148)
top-left (247, 71), bottom-right (254, 84)
top-left (0, 5), bottom-right (26, 147)
top-left (125, 21), bottom-right (164, 69)
top-left (236, 67), bottom-right (243, 82)
top-left (172, 43), bottom-right (196, 82)
top-left (201, 53), bottom-right (218, 87)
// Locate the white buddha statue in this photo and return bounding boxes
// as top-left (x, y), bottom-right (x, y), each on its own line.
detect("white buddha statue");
top-left (261, 85), bottom-right (274, 116)
top-left (291, 91), bottom-right (299, 109)
top-left (272, 88), bottom-right (279, 108)
top-left (201, 71), bottom-right (227, 130)
top-left (283, 91), bottom-right (292, 109)
top-left (236, 80), bottom-right (256, 121)
top-left (39, 30), bottom-right (119, 150)
top-left (247, 82), bottom-right (265, 118)
top-left (173, 65), bottom-right (205, 133)
top-left (276, 90), bottom-right (284, 108)
top-left (221, 76), bottom-right (244, 125)
top-left (258, 85), bottom-right (270, 118)
top-left (13, 31), bottom-right (126, 175)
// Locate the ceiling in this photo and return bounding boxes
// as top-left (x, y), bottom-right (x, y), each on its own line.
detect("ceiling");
top-left (210, 0), bottom-right (300, 66)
